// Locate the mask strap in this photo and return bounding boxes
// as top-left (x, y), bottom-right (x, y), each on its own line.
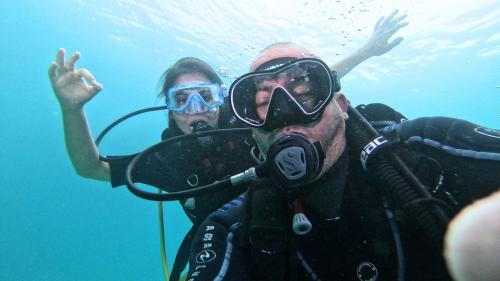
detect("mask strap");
top-left (255, 57), bottom-right (297, 71)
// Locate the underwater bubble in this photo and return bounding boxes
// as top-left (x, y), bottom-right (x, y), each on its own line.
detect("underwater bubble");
top-left (217, 66), bottom-right (230, 77)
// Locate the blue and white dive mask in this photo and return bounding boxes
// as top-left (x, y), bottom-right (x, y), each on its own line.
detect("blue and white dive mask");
top-left (166, 82), bottom-right (225, 114)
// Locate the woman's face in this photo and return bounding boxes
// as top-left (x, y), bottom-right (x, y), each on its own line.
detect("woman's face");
top-left (170, 73), bottom-right (220, 134)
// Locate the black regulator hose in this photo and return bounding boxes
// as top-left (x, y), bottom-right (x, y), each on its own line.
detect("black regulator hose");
top-left (93, 105), bottom-right (254, 201)
top-left (124, 128), bottom-right (253, 201)
top-left (95, 106), bottom-right (168, 161)
top-left (346, 105), bottom-right (450, 246)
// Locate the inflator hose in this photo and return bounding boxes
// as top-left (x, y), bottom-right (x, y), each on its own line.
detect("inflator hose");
top-left (346, 105), bottom-right (450, 246)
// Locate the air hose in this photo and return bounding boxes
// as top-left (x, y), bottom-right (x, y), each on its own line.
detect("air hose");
top-left (346, 105), bottom-right (450, 246)
top-left (158, 198), bottom-right (170, 281)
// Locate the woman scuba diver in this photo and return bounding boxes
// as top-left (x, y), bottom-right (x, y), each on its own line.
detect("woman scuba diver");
top-left (49, 51), bottom-right (255, 280)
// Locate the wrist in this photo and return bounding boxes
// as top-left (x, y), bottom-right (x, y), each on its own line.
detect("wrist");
top-left (356, 45), bottom-right (375, 60)
top-left (60, 103), bottom-right (85, 115)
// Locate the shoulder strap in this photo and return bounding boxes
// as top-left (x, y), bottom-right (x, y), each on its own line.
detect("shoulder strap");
top-left (355, 103), bottom-right (407, 130)
top-left (170, 224), bottom-right (197, 281)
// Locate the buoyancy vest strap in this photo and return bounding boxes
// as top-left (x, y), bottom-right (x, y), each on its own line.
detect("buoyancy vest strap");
top-left (170, 225), bottom-right (197, 281)
top-left (405, 136), bottom-right (500, 161)
top-left (387, 117), bottom-right (500, 161)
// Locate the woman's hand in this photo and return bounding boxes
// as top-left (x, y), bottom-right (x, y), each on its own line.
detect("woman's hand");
top-left (48, 48), bottom-right (103, 110)
top-left (362, 10), bottom-right (409, 57)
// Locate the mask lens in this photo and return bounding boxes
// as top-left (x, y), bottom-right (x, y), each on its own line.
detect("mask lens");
top-left (231, 77), bottom-right (263, 126)
top-left (167, 83), bottom-right (223, 113)
top-left (230, 59), bottom-right (334, 127)
top-left (173, 91), bottom-right (189, 108)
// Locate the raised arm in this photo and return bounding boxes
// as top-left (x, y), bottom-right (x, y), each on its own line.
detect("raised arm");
top-left (48, 48), bottom-right (110, 181)
top-left (331, 10), bottom-right (408, 78)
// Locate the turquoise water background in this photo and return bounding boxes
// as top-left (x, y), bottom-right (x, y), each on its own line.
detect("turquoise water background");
top-left (1, 1), bottom-right (499, 280)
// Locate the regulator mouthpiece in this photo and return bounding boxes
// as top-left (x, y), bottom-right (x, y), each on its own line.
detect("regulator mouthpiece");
top-left (191, 120), bottom-right (214, 147)
top-left (266, 134), bottom-right (325, 189)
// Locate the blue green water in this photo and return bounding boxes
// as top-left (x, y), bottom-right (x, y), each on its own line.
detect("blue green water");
top-left (1, 1), bottom-right (498, 280)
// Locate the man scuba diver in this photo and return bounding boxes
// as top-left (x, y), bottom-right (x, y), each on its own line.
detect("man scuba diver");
top-left (183, 43), bottom-right (500, 281)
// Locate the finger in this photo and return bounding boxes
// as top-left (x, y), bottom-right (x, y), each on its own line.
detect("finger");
top-left (386, 9), bottom-right (399, 21)
top-left (88, 81), bottom-right (103, 96)
top-left (388, 22), bottom-right (409, 37)
top-left (77, 68), bottom-right (103, 93)
top-left (48, 62), bottom-right (57, 82)
top-left (76, 68), bottom-right (96, 82)
top-left (56, 48), bottom-right (65, 69)
top-left (385, 14), bottom-right (408, 30)
top-left (374, 16), bottom-right (384, 31)
top-left (381, 10), bottom-right (398, 29)
top-left (65, 52), bottom-right (80, 71)
top-left (393, 14), bottom-right (408, 24)
top-left (386, 37), bottom-right (404, 51)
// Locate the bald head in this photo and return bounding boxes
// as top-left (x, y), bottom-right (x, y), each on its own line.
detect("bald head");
top-left (250, 43), bottom-right (317, 71)
top-left (444, 190), bottom-right (500, 281)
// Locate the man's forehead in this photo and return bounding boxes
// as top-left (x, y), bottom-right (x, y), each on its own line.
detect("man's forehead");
top-left (250, 45), bottom-right (315, 71)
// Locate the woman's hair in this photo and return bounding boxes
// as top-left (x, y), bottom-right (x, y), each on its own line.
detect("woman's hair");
top-left (158, 57), bottom-right (222, 99)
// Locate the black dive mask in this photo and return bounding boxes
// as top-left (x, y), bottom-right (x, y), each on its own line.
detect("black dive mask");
top-left (230, 58), bottom-right (340, 131)
top-left (264, 134), bottom-right (325, 189)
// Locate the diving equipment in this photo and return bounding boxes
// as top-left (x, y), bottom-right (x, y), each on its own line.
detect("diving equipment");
top-left (292, 199), bottom-right (312, 235)
top-left (123, 131), bottom-right (326, 201)
top-left (229, 58), bottom-right (340, 130)
top-left (94, 105), bottom-right (254, 281)
top-left (190, 120), bottom-right (215, 147)
top-left (165, 82), bottom-right (224, 114)
top-left (264, 134), bottom-right (325, 189)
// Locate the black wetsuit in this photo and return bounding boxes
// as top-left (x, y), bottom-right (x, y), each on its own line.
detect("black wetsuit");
top-left (185, 116), bottom-right (500, 281)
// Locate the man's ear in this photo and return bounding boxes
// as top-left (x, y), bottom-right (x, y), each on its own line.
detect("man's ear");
top-left (334, 92), bottom-right (349, 118)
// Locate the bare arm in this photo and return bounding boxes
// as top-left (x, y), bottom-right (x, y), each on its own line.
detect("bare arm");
top-left (48, 49), bottom-right (110, 181)
top-left (332, 10), bottom-right (408, 78)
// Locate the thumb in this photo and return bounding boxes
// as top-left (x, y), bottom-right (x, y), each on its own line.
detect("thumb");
top-left (386, 37), bottom-right (404, 51)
